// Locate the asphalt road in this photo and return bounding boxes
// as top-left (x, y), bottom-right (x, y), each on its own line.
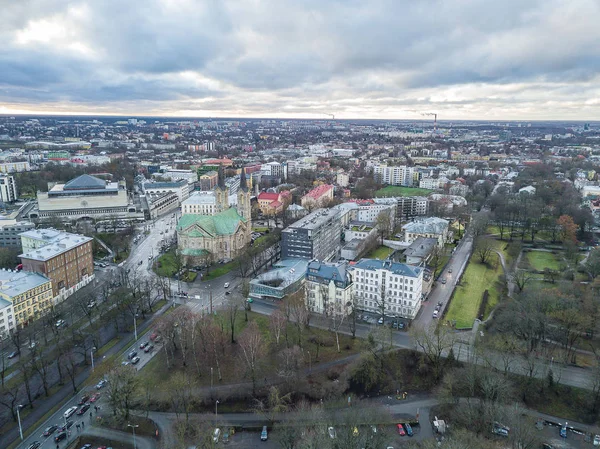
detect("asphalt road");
top-left (415, 236), bottom-right (473, 330)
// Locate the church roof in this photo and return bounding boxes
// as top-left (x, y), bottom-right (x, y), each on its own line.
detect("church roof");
top-left (64, 174), bottom-right (106, 190)
top-left (177, 207), bottom-right (247, 237)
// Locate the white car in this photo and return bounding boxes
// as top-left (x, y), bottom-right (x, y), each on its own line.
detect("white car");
top-left (224, 282), bottom-right (230, 288)
top-left (594, 435), bottom-right (600, 446)
top-left (64, 406), bottom-right (78, 419)
top-left (432, 310), bottom-right (439, 319)
top-left (328, 427), bottom-right (336, 439)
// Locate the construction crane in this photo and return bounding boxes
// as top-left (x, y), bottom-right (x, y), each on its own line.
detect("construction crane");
top-left (421, 112), bottom-right (438, 132)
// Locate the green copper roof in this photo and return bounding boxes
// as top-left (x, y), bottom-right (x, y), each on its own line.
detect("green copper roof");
top-left (177, 207), bottom-right (247, 237)
top-left (181, 248), bottom-right (210, 256)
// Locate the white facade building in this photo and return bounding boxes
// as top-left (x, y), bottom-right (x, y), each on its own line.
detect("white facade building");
top-left (181, 191), bottom-right (218, 215)
top-left (0, 175), bottom-right (18, 203)
top-left (373, 164), bottom-right (415, 187)
top-left (305, 261), bottom-right (353, 315)
top-left (350, 259), bottom-right (424, 320)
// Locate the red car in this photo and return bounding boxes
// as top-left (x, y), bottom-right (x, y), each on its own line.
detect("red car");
top-left (90, 393), bottom-right (101, 403)
top-left (397, 424), bottom-right (406, 436)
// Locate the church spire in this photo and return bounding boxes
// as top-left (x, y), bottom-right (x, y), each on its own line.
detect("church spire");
top-left (217, 165), bottom-right (226, 189)
top-left (239, 167), bottom-right (249, 192)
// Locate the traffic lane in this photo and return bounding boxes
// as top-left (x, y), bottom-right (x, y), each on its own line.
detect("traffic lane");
top-left (121, 332), bottom-right (163, 372)
top-left (17, 385), bottom-right (102, 449)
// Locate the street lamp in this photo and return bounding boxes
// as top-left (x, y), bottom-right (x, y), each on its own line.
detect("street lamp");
top-left (128, 423), bottom-right (139, 449)
top-left (16, 404), bottom-right (24, 440)
top-left (91, 346), bottom-right (97, 372)
top-left (133, 312), bottom-right (138, 341)
top-left (215, 399), bottom-right (219, 425)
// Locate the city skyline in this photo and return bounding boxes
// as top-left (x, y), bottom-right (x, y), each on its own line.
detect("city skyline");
top-left (2, 0), bottom-right (600, 120)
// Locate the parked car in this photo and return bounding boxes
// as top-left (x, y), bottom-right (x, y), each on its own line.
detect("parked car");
top-left (64, 406), bottom-right (78, 419)
top-left (405, 423), bottom-right (413, 437)
top-left (96, 379), bottom-right (107, 389)
top-left (560, 425), bottom-right (567, 438)
top-left (377, 317), bottom-right (384, 325)
top-left (594, 434), bottom-right (600, 446)
top-left (8, 350), bottom-right (19, 359)
top-left (42, 425), bottom-right (58, 437)
top-left (79, 445), bottom-right (92, 449)
top-left (150, 332), bottom-right (158, 341)
top-left (397, 424), bottom-right (406, 436)
top-left (213, 428), bottom-right (221, 443)
top-left (432, 310), bottom-right (439, 319)
top-left (261, 425), bottom-right (268, 441)
top-left (328, 427), bottom-right (336, 439)
top-left (441, 279), bottom-right (447, 284)
top-left (87, 301), bottom-right (96, 309)
top-left (77, 404), bottom-right (90, 415)
top-left (448, 268), bottom-right (453, 273)
top-left (55, 319), bottom-right (66, 328)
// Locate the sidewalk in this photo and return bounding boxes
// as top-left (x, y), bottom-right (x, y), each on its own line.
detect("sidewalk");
top-left (0, 301), bottom-right (173, 449)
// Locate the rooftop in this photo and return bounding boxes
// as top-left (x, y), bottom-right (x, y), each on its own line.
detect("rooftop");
top-left (19, 230), bottom-right (93, 261)
top-left (351, 258), bottom-right (423, 278)
top-left (283, 208), bottom-right (340, 231)
top-left (251, 259), bottom-right (308, 290)
top-left (258, 192), bottom-right (280, 201)
top-left (303, 184), bottom-right (333, 200)
top-left (306, 260), bottom-right (351, 286)
top-left (182, 191), bottom-right (216, 206)
top-left (403, 237), bottom-right (437, 258)
top-left (144, 179), bottom-right (187, 189)
top-left (0, 269), bottom-right (51, 298)
top-left (402, 217), bottom-right (449, 235)
top-left (177, 207), bottom-right (246, 237)
top-left (64, 174), bottom-right (106, 191)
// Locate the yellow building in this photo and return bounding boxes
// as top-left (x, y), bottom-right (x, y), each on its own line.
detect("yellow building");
top-left (0, 270), bottom-right (54, 327)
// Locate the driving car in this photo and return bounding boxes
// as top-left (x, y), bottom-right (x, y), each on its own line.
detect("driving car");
top-left (560, 425), bottom-right (567, 438)
top-left (144, 344), bottom-right (154, 353)
top-left (78, 394), bottom-right (90, 405)
top-left (128, 350), bottom-right (138, 359)
top-left (8, 350), bottom-right (19, 358)
top-left (96, 379), bottom-right (107, 389)
top-left (261, 425), bottom-right (268, 441)
top-left (79, 445), bottom-right (92, 449)
top-left (139, 341), bottom-right (149, 349)
top-left (594, 434), bottom-right (600, 446)
top-left (432, 310), bottom-right (439, 319)
top-left (54, 432), bottom-right (67, 443)
top-left (397, 424), bottom-right (406, 436)
top-left (224, 282), bottom-right (230, 288)
top-left (131, 356), bottom-right (141, 365)
top-left (26, 442), bottom-right (41, 449)
top-left (441, 279), bottom-right (447, 284)
top-left (77, 404), bottom-right (90, 415)
top-left (64, 406), bottom-right (78, 419)
top-left (90, 393), bottom-right (101, 403)
top-left (42, 425), bottom-right (58, 436)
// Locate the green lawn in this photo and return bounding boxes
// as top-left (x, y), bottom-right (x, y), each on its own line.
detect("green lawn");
top-left (204, 259), bottom-right (237, 280)
top-left (154, 250), bottom-right (178, 277)
top-left (445, 255), bottom-right (502, 329)
top-left (525, 251), bottom-right (561, 271)
top-left (374, 186), bottom-right (433, 197)
top-left (366, 245), bottom-right (394, 260)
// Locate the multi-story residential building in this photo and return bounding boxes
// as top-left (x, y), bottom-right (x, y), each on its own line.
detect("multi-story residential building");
top-left (349, 259), bottom-right (424, 320)
top-left (281, 208), bottom-right (341, 261)
top-left (0, 269), bottom-right (53, 329)
top-left (419, 177), bottom-right (442, 190)
top-left (181, 191), bottom-right (218, 215)
top-left (261, 161), bottom-right (286, 180)
top-left (0, 175), bottom-right (18, 203)
top-left (257, 192), bottom-right (284, 215)
top-left (357, 203), bottom-right (396, 223)
top-left (305, 261), bottom-right (353, 315)
top-left (0, 161), bottom-right (30, 173)
top-left (199, 171), bottom-right (218, 190)
top-left (143, 179), bottom-right (191, 203)
top-left (143, 191), bottom-right (180, 219)
top-left (374, 196), bottom-right (428, 220)
top-left (336, 172), bottom-right (350, 187)
top-left (373, 164), bottom-right (415, 187)
top-left (19, 229), bottom-right (94, 300)
top-left (33, 174), bottom-right (141, 221)
top-left (301, 184), bottom-right (334, 209)
top-left (402, 217), bottom-right (449, 247)
top-left (0, 219), bottom-right (35, 248)
top-left (0, 297), bottom-right (15, 339)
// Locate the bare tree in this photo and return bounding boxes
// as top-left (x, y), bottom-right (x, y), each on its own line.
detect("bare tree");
top-left (475, 236), bottom-right (495, 265)
top-left (226, 296), bottom-right (240, 344)
top-left (375, 209), bottom-right (393, 245)
top-left (512, 269), bottom-right (534, 293)
top-left (410, 322), bottom-right (456, 381)
top-left (269, 309), bottom-right (287, 346)
top-left (239, 321), bottom-right (266, 395)
top-left (106, 364), bottom-right (139, 422)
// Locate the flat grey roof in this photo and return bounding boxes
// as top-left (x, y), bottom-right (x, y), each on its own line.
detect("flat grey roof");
top-left (283, 208), bottom-right (340, 231)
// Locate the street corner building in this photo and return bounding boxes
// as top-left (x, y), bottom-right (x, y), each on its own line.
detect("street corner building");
top-left (176, 167), bottom-right (252, 264)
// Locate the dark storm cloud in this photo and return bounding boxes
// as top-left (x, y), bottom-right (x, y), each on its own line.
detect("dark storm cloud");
top-left (1, 0), bottom-right (600, 118)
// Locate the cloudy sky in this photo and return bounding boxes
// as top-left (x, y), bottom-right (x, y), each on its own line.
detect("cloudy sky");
top-left (1, 0), bottom-right (600, 120)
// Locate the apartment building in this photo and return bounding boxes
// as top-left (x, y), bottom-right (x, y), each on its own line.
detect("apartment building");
top-left (0, 269), bottom-right (53, 329)
top-left (281, 208), bottom-right (341, 261)
top-left (301, 184), bottom-right (334, 209)
top-left (373, 196), bottom-right (428, 220)
top-left (181, 191), bottom-right (218, 215)
top-left (402, 217), bottom-right (449, 247)
top-left (305, 261), bottom-right (353, 315)
top-left (349, 259), bottom-right (424, 319)
top-left (0, 175), bottom-right (18, 203)
top-left (373, 164), bottom-right (415, 187)
top-left (19, 229), bottom-right (94, 300)
top-left (0, 219), bottom-right (35, 248)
